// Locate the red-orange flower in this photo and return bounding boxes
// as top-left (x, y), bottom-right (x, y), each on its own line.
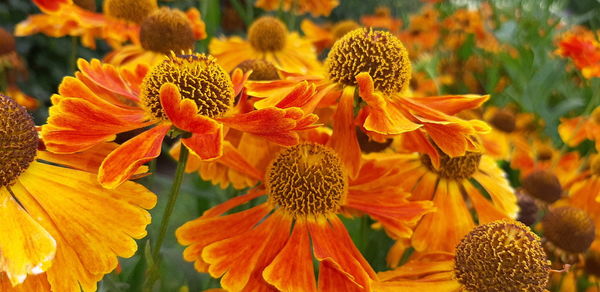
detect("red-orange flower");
top-left (361, 6), bottom-right (402, 34)
top-left (557, 27), bottom-right (600, 79)
top-left (559, 106), bottom-right (600, 151)
top-left (176, 126), bottom-right (433, 291)
top-left (41, 53), bottom-right (318, 188)
top-left (301, 19), bottom-right (361, 52)
top-left (247, 28), bottom-right (491, 168)
top-left (15, 0), bottom-right (205, 50)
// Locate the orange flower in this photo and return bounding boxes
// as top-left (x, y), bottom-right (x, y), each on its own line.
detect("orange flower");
top-left (385, 148), bottom-right (517, 255)
top-left (361, 6), bottom-right (402, 34)
top-left (176, 127), bottom-right (433, 291)
top-left (15, 0), bottom-right (205, 50)
top-left (397, 5), bottom-right (440, 56)
top-left (0, 94), bottom-right (156, 291)
top-left (104, 7), bottom-right (207, 70)
top-left (247, 28), bottom-right (491, 167)
top-left (0, 28), bottom-right (38, 110)
top-left (209, 16), bottom-right (321, 74)
top-left (41, 53), bottom-right (318, 189)
top-left (301, 19), bottom-right (361, 52)
top-left (559, 106), bottom-right (600, 151)
top-left (557, 27), bottom-right (600, 79)
top-left (255, 0), bottom-right (339, 17)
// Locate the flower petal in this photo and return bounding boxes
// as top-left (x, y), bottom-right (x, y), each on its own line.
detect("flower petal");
top-left (263, 219), bottom-right (317, 292)
top-left (98, 123), bottom-right (170, 189)
top-left (182, 126), bottom-right (224, 160)
top-left (159, 83), bottom-right (221, 135)
top-left (329, 86), bottom-right (362, 179)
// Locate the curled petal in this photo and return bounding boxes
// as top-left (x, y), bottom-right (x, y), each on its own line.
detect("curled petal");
top-left (159, 83), bottom-right (221, 135)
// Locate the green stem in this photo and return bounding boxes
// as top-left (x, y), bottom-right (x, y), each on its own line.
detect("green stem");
top-left (68, 37), bottom-right (78, 73)
top-left (145, 146), bottom-right (189, 291)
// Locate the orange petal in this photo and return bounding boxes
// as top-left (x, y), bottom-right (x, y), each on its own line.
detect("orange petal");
top-left (421, 122), bottom-right (470, 157)
top-left (182, 126), bottom-right (224, 160)
top-left (78, 59), bottom-right (140, 101)
top-left (263, 219), bottom-right (317, 292)
top-left (409, 95), bottom-right (489, 115)
top-left (329, 86), bottom-right (361, 179)
top-left (356, 73), bottom-right (421, 134)
top-left (98, 123), bottom-right (170, 189)
top-left (462, 182), bottom-right (509, 224)
top-left (411, 180), bottom-right (474, 252)
top-left (0, 273), bottom-right (50, 292)
top-left (558, 117), bottom-right (588, 147)
top-left (0, 189), bottom-right (56, 286)
top-left (218, 107), bottom-right (317, 146)
top-left (202, 211), bottom-right (291, 291)
top-left (309, 216), bottom-right (376, 290)
top-left (159, 83), bottom-right (221, 135)
top-left (318, 261), bottom-right (366, 292)
top-left (33, 0), bottom-right (70, 12)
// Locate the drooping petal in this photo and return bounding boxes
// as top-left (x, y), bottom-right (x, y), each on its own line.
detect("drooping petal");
top-left (13, 161), bottom-right (155, 291)
top-left (159, 83), bottom-right (222, 135)
top-left (356, 72), bottom-right (421, 135)
top-left (202, 211), bottom-right (291, 291)
top-left (309, 216), bottom-right (377, 290)
top-left (98, 123), bottom-right (170, 189)
top-left (329, 86), bottom-right (361, 178)
top-left (411, 179), bottom-right (474, 252)
top-left (218, 107), bottom-right (318, 146)
top-left (182, 126), bottom-right (224, 160)
top-left (263, 219), bottom-right (317, 292)
top-left (0, 188), bottom-right (56, 286)
top-left (409, 95), bottom-right (489, 115)
top-left (318, 261), bottom-right (365, 292)
top-left (77, 59), bottom-right (140, 101)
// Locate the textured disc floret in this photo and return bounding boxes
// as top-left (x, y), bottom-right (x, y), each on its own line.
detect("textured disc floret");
top-left (326, 28), bottom-right (411, 94)
top-left (266, 143), bottom-right (347, 217)
top-left (0, 95), bottom-right (38, 187)
top-left (141, 52), bottom-right (234, 120)
top-left (542, 206), bottom-right (595, 253)
top-left (420, 151), bottom-right (481, 180)
top-left (248, 16), bottom-right (287, 52)
top-left (522, 170), bottom-right (562, 203)
top-left (489, 108), bottom-right (516, 133)
top-left (236, 59), bottom-right (280, 81)
top-left (103, 0), bottom-right (158, 24)
top-left (140, 8), bottom-right (196, 54)
top-left (454, 220), bottom-right (551, 292)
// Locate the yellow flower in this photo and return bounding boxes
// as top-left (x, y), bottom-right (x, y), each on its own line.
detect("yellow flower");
top-left (0, 94), bottom-right (156, 291)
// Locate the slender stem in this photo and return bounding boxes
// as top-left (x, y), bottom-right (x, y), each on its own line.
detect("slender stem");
top-left (145, 146), bottom-right (189, 290)
top-left (68, 37), bottom-right (78, 73)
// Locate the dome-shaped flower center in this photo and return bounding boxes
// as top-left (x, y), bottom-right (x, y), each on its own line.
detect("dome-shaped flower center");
top-left (140, 53), bottom-right (234, 120)
top-left (326, 28), bottom-right (411, 94)
top-left (591, 155), bottom-right (600, 176)
top-left (542, 206), bottom-right (595, 253)
top-left (140, 8), bottom-right (195, 54)
top-left (454, 220), bottom-right (551, 292)
top-left (0, 27), bottom-right (16, 56)
top-left (236, 59), bottom-right (280, 81)
top-left (522, 170), bottom-right (562, 203)
top-left (0, 95), bottom-right (38, 187)
top-left (265, 143), bottom-right (347, 218)
top-left (331, 20), bottom-right (360, 41)
top-left (488, 108), bottom-right (516, 133)
top-left (103, 0), bottom-right (158, 24)
top-left (420, 151), bottom-right (481, 180)
top-left (73, 0), bottom-right (96, 11)
top-left (516, 191), bottom-right (538, 226)
top-left (248, 16), bottom-right (287, 52)
top-left (536, 146), bottom-right (553, 161)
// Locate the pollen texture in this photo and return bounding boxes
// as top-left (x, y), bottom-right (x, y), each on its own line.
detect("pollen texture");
top-left (140, 52), bottom-right (234, 120)
top-left (140, 8), bottom-right (196, 54)
top-left (266, 143), bottom-right (347, 217)
top-left (236, 59), bottom-right (280, 81)
top-left (326, 28), bottom-right (411, 94)
top-left (542, 206), bottom-right (595, 253)
top-left (0, 95), bottom-right (38, 187)
top-left (103, 0), bottom-right (158, 24)
top-left (420, 151), bottom-right (481, 180)
top-left (522, 170), bottom-right (562, 203)
top-left (454, 220), bottom-right (551, 292)
top-left (248, 16), bottom-right (287, 52)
